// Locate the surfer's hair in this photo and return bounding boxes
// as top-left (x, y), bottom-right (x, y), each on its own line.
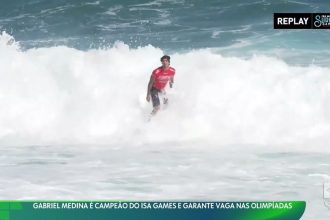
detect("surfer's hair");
top-left (160, 55), bottom-right (170, 62)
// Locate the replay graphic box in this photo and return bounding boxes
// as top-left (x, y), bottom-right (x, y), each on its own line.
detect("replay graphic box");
top-left (274, 13), bottom-right (330, 29)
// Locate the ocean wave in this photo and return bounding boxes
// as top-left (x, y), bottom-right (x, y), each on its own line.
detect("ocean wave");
top-left (1, 32), bottom-right (330, 148)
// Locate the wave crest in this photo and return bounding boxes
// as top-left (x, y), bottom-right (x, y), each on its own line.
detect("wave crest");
top-left (1, 32), bottom-right (329, 148)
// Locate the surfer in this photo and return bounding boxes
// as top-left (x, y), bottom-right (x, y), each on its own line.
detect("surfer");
top-left (146, 55), bottom-right (176, 116)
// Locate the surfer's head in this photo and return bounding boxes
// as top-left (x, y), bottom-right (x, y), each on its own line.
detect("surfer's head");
top-left (160, 55), bottom-right (170, 62)
top-left (160, 55), bottom-right (170, 69)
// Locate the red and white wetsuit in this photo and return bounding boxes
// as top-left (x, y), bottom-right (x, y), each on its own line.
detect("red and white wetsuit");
top-left (151, 66), bottom-right (176, 90)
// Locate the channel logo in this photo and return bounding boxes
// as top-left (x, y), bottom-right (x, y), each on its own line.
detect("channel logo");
top-left (274, 13), bottom-right (330, 29)
top-left (313, 13), bottom-right (330, 28)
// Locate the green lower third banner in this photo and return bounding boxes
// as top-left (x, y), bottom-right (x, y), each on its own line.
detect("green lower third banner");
top-left (0, 201), bottom-right (305, 220)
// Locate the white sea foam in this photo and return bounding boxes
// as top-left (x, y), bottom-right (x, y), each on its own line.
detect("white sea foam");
top-left (104, 5), bottom-right (123, 16)
top-left (1, 32), bottom-right (330, 149)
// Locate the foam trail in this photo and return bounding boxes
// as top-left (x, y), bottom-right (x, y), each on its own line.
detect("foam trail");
top-left (1, 32), bottom-right (330, 149)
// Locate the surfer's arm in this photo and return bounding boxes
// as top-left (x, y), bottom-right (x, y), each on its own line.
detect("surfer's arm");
top-left (169, 76), bottom-right (174, 88)
top-left (146, 75), bottom-right (155, 101)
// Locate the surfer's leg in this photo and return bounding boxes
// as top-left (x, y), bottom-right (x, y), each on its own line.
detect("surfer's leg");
top-left (151, 106), bottom-right (160, 115)
top-left (163, 97), bottom-right (168, 105)
top-left (161, 89), bottom-right (168, 105)
top-left (150, 87), bottom-right (161, 115)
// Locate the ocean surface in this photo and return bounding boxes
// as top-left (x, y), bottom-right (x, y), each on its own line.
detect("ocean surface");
top-left (1, 0), bottom-right (330, 65)
top-left (1, 0), bottom-right (330, 219)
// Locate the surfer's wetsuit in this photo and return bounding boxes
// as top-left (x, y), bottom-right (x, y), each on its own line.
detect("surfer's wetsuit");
top-left (150, 66), bottom-right (175, 107)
